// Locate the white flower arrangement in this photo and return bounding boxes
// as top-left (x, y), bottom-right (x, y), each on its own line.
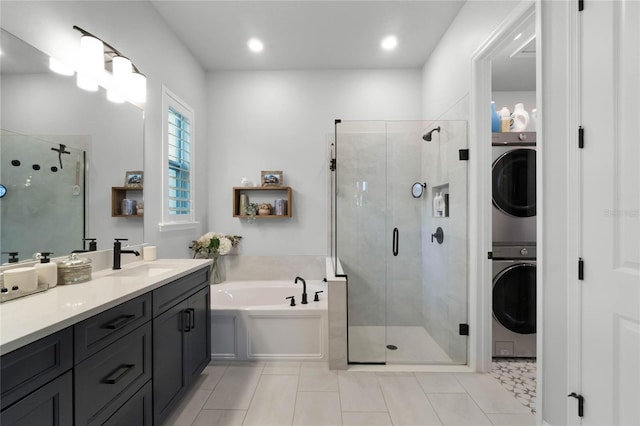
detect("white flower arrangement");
top-left (189, 232), bottom-right (241, 259)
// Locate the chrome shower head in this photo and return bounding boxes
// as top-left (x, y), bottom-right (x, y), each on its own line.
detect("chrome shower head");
top-left (422, 126), bottom-right (441, 142)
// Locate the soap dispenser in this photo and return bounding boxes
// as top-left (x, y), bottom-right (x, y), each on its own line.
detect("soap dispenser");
top-left (35, 252), bottom-right (57, 288)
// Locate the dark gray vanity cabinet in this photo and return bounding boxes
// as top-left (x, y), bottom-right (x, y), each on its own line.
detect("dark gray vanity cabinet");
top-left (72, 294), bottom-right (153, 425)
top-left (0, 328), bottom-right (74, 426)
top-left (0, 266), bottom-right (210, 426)
top-left (152, 269), bottom-right (210, 425)
top-left (0, 371), bottom-right (73, 426)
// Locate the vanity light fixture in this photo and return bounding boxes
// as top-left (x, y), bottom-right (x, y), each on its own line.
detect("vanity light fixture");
top-left (73, 25), bottom-right (146, 103)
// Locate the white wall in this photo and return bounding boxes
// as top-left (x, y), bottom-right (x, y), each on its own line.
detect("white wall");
top-left (1, 1), bottom-right (209, 259)
top-left (206, 70), bottom-right (422, 256)
top-left (421, 2), bottom-right (519, 120)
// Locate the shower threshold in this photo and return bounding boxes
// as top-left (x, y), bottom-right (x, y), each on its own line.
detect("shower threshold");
top-left (348, 326), bottom-right (463, 366)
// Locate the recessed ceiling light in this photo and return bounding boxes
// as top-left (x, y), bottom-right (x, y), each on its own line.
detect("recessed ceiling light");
top-left (381, 35), bottom-right (398, 51)
top-left (248, 38), bottom-right (264, 53)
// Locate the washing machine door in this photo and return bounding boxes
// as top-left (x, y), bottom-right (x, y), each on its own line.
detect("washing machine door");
top-left (492, 148), bottom-right (536, 217)
top-left (493, 263), bottom-right (536, 334)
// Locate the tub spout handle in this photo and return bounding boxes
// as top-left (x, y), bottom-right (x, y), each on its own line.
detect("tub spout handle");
top-left (314, 291), bottom-right (324, 302)
top-left (286, 296), bottom-right (296, 306)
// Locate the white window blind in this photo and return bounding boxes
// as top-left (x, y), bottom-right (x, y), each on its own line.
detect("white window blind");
top-left (168, 106), bottom-right (191, 216)
top-left (160, 87), bottom-right (197, 231)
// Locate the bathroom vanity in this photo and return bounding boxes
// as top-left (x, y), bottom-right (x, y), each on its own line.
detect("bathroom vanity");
top-left (0, 259), bottom-right (211, 426)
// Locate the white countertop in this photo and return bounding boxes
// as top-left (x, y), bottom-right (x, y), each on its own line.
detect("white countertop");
top-left (0, 258), bottom-right (211, 355)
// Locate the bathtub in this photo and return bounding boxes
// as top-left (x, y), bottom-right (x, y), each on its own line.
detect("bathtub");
top-left (210, 280), bottom-right (328, 361)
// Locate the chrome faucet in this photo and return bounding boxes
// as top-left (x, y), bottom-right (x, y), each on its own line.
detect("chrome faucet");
top-left (113, 238), bottom-right (140, 270)
top-left (295, 276), bottom-right (308, 304)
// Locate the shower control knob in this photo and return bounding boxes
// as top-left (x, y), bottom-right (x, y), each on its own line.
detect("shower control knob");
top-left (520, 248), bottom-right (529, 256)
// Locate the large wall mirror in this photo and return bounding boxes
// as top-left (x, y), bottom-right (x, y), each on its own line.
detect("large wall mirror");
top-left (0, 29), bottom-right (144, 264)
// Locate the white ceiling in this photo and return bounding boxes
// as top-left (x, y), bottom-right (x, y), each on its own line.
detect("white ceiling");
top-left (151, 1), bottom-right (466, 70)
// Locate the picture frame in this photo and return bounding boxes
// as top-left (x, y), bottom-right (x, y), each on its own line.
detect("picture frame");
top-left (261, 170), bottom-right (283, 187)
top-left (124, 170), bottom-right (144, 188)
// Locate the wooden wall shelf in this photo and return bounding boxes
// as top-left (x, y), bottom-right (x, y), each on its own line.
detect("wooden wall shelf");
top-left (112, 186), bottom-right (143, 217)
top-left (233, 186), bottom-right (292, 218)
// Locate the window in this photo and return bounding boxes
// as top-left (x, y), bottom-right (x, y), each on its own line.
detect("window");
top-left (160, 87), bottom-right (197, 230)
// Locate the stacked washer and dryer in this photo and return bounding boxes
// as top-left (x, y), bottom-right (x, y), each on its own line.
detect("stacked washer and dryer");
top-left (492, 132), bottom-right (537, 358)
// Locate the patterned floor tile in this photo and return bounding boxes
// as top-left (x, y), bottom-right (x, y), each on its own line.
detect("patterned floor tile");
top-left (491, 358), bottom-right (536, 413)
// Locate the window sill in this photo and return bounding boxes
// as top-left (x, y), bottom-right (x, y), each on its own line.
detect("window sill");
top-left (158, 221), bottom-right (199, 232)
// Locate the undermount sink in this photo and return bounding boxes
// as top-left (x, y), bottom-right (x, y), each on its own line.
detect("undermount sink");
top-left (111, 264), bottom-right (177, 278)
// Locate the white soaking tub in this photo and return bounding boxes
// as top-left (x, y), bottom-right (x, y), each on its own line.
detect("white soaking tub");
top-left (210, 280), bottom-right (328, 361)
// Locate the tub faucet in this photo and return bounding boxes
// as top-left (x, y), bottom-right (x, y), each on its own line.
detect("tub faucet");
top-left (295, 276), bottom-right (308, 304)
top-left (113, 238), bottom-right (140, 270)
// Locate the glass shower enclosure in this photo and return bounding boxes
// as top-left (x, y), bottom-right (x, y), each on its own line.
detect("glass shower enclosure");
top-left (331, 120), bottom-right (468, 365)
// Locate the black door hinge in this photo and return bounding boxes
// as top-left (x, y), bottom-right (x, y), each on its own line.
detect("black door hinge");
top-left (568, 393), bottom-right (584, 417)
top-left (459, 324), bottom-right (469, 336)
top-left (330, 158), bottom-right (336, 171)
top-left (459, 149), bottom-right (469, 161)
top-left (578, 258), bottom-right (584, 280)
top-left (579, 126), bottom-right (584, 148)
top-left (488, 251), bottom-right (493, 259)
top-left (578, 0), bottom-right (584, 11)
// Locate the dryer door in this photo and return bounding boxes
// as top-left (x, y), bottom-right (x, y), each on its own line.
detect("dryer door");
top-left (493, 263), bottom-right (536, 334)
top-left (492, 148), bottom-right (536, 217)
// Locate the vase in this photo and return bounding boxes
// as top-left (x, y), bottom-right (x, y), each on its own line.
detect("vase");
top-left (210, 256), bottom-right (222, 284)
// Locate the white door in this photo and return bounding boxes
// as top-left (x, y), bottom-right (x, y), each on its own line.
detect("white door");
top-left (580, 0), bottom-right (640, 424)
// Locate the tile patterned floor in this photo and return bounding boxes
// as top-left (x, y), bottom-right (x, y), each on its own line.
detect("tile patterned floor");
top-left (490, 358), bottom-right (536, 413)
top-left (163, 361), bottom-right (535, 426)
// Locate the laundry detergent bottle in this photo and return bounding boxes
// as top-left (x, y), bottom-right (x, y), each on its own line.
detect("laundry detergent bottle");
top-left (511, 103), bottom-right (530, 132)
top-left (491, 101), bottom-right (501, 132)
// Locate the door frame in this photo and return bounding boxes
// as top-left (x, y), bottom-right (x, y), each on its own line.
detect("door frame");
top-left (469, 0), bottom-right (537, 372)
top-left (468, 0), bottom-right (540, 383)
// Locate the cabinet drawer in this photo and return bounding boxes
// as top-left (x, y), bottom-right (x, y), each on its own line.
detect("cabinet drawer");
top-left (95, 380), bottom-right (152, 426)
top-left (153, 268), bottom-right (208, 316)
top-left (75, 293), bottom-right (152, 363)
top-left (75, 322), bottom-right (152, 425)
top-left (0, 370), bottom-right (73, 426)
top-left (0, 327), bottom-right (72, 410)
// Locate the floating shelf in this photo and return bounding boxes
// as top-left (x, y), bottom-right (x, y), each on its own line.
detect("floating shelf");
top-left (111, 186), bottom-right (143, 217)
top-left (233, 186), bottom-right (292, 218)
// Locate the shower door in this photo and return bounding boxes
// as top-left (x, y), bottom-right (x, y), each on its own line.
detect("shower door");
top-left (335, 120), bottom-right (468, 365)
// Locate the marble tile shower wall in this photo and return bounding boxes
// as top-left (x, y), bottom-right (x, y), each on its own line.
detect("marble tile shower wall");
top-left (421, 120), bottom-right (469, 364)
top-left (386, 127), bottom-right (425, 326)
top-left (336, 128), bottom-right (423, 327)
top-left (1, 133), bottom-right (86, 258)
top-left (218, 255), bottom-right (326, 281)
top-left (337, 131), bottom-right (387, 327)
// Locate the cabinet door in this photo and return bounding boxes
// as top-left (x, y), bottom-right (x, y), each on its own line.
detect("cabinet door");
top-left (153, 300), bottom-right (188, 425)
top-left (185, 286), bottom-right (211, 383)
top-left (0, 371), bottom-right (72, 426)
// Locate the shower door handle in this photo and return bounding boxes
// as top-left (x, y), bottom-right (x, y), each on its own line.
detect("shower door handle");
top-left (392, 228), bottom-right (399, 256)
